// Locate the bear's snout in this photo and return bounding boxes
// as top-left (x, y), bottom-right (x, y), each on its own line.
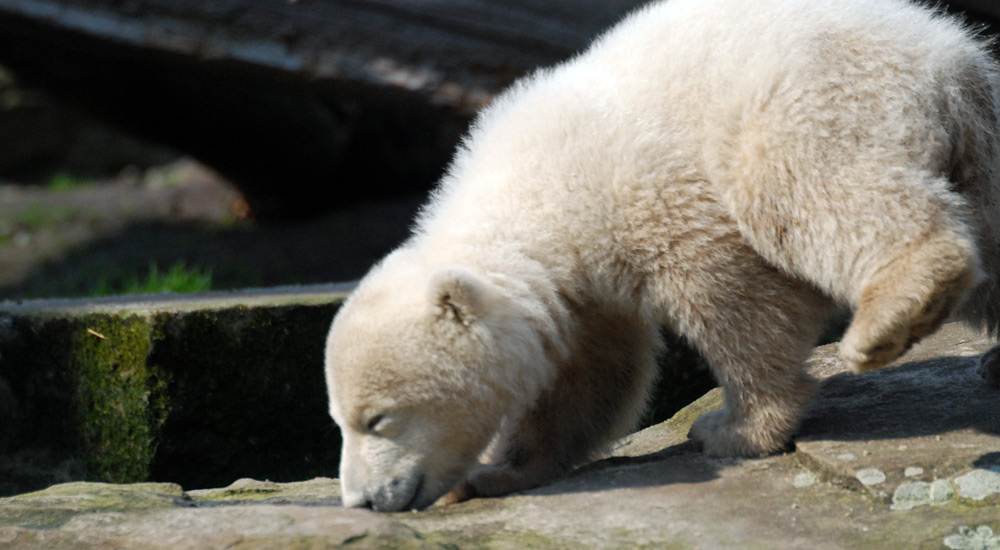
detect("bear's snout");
top-left (356, 474), bottom-right (426, 512)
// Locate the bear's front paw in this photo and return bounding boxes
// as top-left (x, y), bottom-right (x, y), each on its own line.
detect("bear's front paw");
top-left (439, 462), bottom-right (557, 503)
top-left (688, 410), bottom-right (789, 457)
top-left (432, 464), bottom-right (523, 506)
top-left (979, 345), bottom-right (1000, 389)
top-left (433, 464), bottom-right (514, 507)
top-left (434, 481), bottom-right (475, 507)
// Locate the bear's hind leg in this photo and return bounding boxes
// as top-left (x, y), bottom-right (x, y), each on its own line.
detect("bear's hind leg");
top-left (725, 153), bottom-right (982, 373)
top-left (839, 232), bottom-right (981, 372)
top-left (446, 304), bottom-right (661, 501)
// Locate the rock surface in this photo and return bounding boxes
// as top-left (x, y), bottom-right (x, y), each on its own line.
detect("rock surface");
top-left (1, 322), bottom-right (998, 548)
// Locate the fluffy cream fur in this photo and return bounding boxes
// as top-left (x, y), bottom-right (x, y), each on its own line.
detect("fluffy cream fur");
top-left (325, 0), bottom-right (1000, 512)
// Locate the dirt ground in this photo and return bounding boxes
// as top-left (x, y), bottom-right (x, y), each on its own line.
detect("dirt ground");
top-left (0, 158), bottom-right (424, 299)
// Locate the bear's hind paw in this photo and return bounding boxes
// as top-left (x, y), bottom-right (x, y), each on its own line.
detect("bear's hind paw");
top-left (842, 261), bottom-right (977, 373)
top-left (839, 328), bottom-right (911, 373)
top-left (978, 345), bottom-right (1000, 389)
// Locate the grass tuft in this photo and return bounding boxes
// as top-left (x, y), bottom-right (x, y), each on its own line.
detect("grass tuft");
top-left (90, 262), bottom-right (213, 296)
top-left (45, 172), bottom-right (94, 192)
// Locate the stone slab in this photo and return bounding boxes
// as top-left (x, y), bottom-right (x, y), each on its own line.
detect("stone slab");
top-left (796, 323), bottom-right (1000, 507)
top-left (0, 282), bottom-right (355, 317)
top-left (0, 285), bottom-right (353, 495)
top-left (0, 322), bottom-right (997, 549)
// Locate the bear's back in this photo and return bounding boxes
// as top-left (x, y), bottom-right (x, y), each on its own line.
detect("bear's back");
top-left (416, 0), bottom-right (997, 269)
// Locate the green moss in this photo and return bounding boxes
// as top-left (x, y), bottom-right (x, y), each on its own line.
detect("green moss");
top-left (188, 477), bottom-right (342, 504)
top-left (953, 495), bottom-right (1000, 508)
top-left (9, 481), bottom-right (183, 503)
top-left (45, 172), bottom-right (95, 192)
top-left (0, 312), bottom-right (169, 492)
top-left (0, 481), bottom-right (185, 529)
top-left (14, 204), bottom-right (80, 230)
top-left (0, 293), bottom-right (344, 494)
top-left (664, 388), bottom-right (724, 434)
top-left (66, 315), bottom-right (167, 483)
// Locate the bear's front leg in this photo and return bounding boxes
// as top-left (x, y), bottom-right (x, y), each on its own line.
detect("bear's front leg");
top-left (438, 306), bottom-right (662, 504)
top-left (672, 242), bottom-right (834, 457)
top-left (688, 377), bottom-right (817, 456)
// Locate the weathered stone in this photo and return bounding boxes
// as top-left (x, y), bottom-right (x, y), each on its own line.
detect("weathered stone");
top-left (0, 505), bottom-right (440, 550)
top-left (188, 477), bottom-right (342, 506)
top-left (0, 318), bottom-right (997, 548)
top-left (954, 468), bottom-right (1000, 503)
top-left (794, 323), bottom-right (999, 503)
top-left (0, 285), bottom-right (351, 495)
top-left (0, 481), bottom-right (186, 529)
top-left (943, 525), bottom-right (1000, 550)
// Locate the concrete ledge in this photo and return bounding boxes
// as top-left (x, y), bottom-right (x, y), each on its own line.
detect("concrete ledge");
top-left (0, 283), bottom-right (356, 316)
top-left (0, 323), bottom-right (996, 549)
top-left (0, 284), bottom-right (353, 496)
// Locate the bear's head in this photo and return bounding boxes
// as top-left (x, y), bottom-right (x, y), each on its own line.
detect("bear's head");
top-left (325, 250), bottom-right (554, 511)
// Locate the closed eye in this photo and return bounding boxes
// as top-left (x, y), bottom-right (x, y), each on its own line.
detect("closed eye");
top-left (365, 414), bottom-right (385, 434)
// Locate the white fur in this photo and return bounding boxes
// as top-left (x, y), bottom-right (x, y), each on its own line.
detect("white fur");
top-left (326, 0), bottom-right (1000, 511)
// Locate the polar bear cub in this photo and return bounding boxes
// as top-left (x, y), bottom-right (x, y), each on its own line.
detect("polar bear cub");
top-left (325, 0), bottom-right (1000, 511)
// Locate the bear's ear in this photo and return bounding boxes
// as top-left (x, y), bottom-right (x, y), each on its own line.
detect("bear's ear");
top-left (427, 265), bottom-right (494, 326)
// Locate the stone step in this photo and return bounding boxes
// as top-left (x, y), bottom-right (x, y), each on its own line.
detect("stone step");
top-left (0, 322), bottom-right (997, 548)
top-left (0, 284), bottom-right (352, 496)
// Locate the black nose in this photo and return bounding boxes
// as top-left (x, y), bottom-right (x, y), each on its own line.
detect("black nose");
top-left (350, 491), bottom-right (373, 509)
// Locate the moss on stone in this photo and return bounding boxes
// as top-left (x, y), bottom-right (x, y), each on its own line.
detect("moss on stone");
top-left (419, 528), bottom-right (573, 550)
top-left (188, 477), bottom-right (342, 505)
top-left (187, 478), bottom-right (282, 502)
top-left (230, 533), bottom-right (448, 550)
top-left (66, 314), bottom-right (167, 483)
top-left (0, 312), bottom-right (168, 491)
top-left (0, 289), bottom-right (346, 496)
top-left (0, 481), bottom-right (185, 529)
